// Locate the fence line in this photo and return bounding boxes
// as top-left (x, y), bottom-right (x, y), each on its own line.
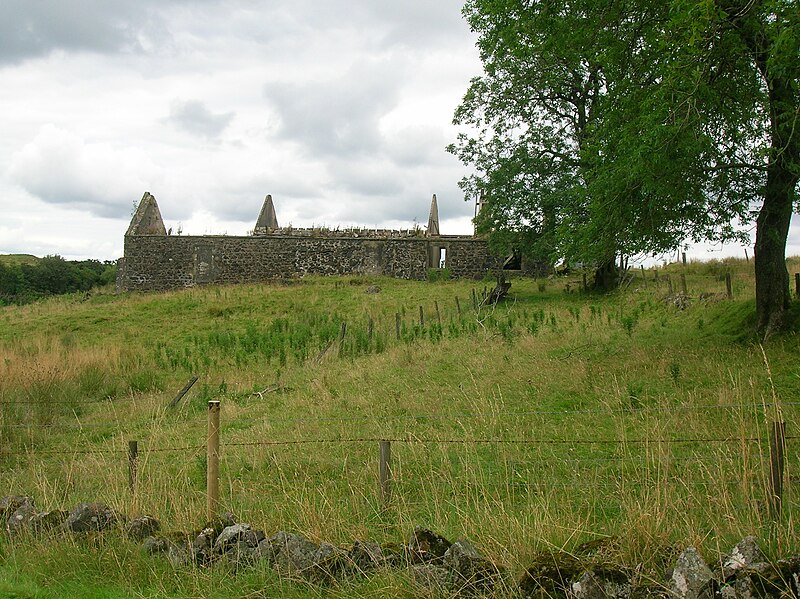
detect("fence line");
top-left (2, 433), bottom-right (796, 458)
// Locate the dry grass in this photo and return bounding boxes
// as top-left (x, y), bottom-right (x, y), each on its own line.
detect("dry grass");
top-left (0, 259), bottom-right (798, 596)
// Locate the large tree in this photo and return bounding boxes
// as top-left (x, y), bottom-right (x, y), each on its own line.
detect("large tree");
top-left (452, 0), bottom-right (798, 335)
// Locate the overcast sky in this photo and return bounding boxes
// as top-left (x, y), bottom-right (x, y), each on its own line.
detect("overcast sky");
top-left (0, 1), bottom-right (795, 262)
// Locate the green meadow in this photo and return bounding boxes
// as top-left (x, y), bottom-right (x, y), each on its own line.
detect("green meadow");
top-left (0, 258), bottom-right (798, 597)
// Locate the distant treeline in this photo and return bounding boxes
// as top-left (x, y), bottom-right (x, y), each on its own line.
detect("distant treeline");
top-left (0, 256), bottom-right (117, 305)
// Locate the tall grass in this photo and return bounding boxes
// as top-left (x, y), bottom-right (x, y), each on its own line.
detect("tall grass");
top-left (0, 259), bottom-right (798, 596)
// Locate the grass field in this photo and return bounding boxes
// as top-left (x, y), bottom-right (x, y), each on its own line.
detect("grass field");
top-left (0, 254), bottom-right (40, 266)
top-left (0, 258), bottom-right (798, 597)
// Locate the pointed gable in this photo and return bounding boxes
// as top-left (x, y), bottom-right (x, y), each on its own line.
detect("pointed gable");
top-left (254, 194), bottom-right (279, 233)
top-left (427, 193), bottom-right (440, 237)
top-left (126, 192), bottom-right (167, 236)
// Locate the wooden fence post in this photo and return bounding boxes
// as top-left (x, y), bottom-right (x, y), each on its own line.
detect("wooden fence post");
top-left (769, 421), bottom-right (786, 518)
top-left (128, 440), bottom-right (138, 493)
top-left (419, 305), bottom-right (425, 328)
top-left (435, 301), bottom-right (441, 325)
top-left (395, 313), bottom-right (401, 340)
top-left (639, 265), bottom-right (646, 288)
top-left (455, 296), bottom-right (462, 316)
top-left (682, 252), bottom-right (687, 265)
top-left (582, 273), bottom-right (588, 292)
top-left (168, 376), bottom-right (199, 409)
top-left (379, 440), bottom-right (392, 506)
top-left (472, 288), bottom-right (478, 310)
top-left (680, 273), bottom-right (687, 295)
top-left (207, 400), bottom-right (221, 521)
top-left (725, 272), bottom-right (733, 299)
top-left (795, 273), bottom-right (800, 298)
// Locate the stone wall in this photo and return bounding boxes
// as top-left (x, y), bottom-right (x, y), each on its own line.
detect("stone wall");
top-left (120, 234), bottom-right (502, 292)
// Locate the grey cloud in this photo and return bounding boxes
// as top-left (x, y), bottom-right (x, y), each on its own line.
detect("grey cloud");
top-left (266, 59), bottom-right (404, 157)
top-left (166, 100), bottom-right (234, 139)
top-left (0, 0), bottom-right (213, 65)
top-left (7, 125), bottom-right (155, 219)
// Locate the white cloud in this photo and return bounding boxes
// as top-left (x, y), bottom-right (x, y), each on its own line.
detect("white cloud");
top-left (7, 124), bottom-right (160, 219)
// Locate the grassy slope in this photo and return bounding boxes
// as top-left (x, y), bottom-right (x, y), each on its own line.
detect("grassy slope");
top-left (0, 254), bottom-right (40, 266)
top-left (0, 258), bottom-right (799, 597)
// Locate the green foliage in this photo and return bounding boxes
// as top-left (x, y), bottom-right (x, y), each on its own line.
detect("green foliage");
top-left (0, 255), bottom-right (116, 304)
top-left (426, 267), bottom-right (451, 282)
top-left (450, 0), bottom-right (799, 331)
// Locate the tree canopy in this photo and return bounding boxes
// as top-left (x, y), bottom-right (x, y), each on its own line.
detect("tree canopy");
top-left (451, 0), bottom-right (798, 334)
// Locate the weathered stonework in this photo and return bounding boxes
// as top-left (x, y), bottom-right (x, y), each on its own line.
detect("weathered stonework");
top-left (118, 194), bottom-right (504, 292)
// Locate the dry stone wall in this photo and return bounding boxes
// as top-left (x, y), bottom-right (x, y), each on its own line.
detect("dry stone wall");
top-left (120, 234), bottom-right (501, 292)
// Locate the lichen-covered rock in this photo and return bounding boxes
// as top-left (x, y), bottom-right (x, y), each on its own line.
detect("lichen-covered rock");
top-left (0, 495), bottom-right (33, 520)
top-left (31, 510), bottom-right (69, 534)
top-left (410, 564), bottom-right (452, 595)
top-left (126, 515), bottom-right (161, 541)
top-left (264, 531), bottom-right (320, 574)
top-left (6, 503), bottom-right (37, 536)
top-left (142, 536), bottom-right (171, 555)
top-left (518, 551), bottom-right (583, 597)
top-left (669, 547), bottom-right (714, 599)
top-left (349, 540), bottom-right (386, 571)
top-left (443, 538), bottom-right (503, 593)
top-left (722, 559), bottom-right (800, 599)
top-left (408, 527), bottom-right (452, 564)
top-left (214, 523), bottom-right (251, 553)
top-left (66, 502), bottom-right (120, 533)
top-left (192, 527), bottom-right (217, 565)
top-left (720, 537), bottom-right (767, 581)
top-left (572, 569), bottom-right (632, 599)
top-left (259, 532), bottom-right (347, 581)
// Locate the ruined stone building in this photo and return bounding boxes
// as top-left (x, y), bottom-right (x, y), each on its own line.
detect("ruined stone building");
top-left (117, 192), bottom-right (504, 292)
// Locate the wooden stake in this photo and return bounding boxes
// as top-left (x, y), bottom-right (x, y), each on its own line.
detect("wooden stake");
top-left (434, 301), bottom-right (441, 325)
top-left (725, 272), bottom-right (733, 299)
top-left (168, 376), bottom-right (199, 409)
top-left (419, 305), bottom-right (425, 328)
top-left (207, 400), bottom-right (221, 521)
top-left (379, 440), bottom-right (392, 506)
top-left (472, 288), bottom-right (478, 310)
top-left (769, 421), bottom-right (786, 519)
top-left (395, 313), bottom-right (401, 340)
top-left (455, 296), bottom-right (462, 316)
top-left (128, 440), bottom-right (138, 493)
top-left (680, 273), bottom-right (687, 295)
top-left (795, 273), bottom-right (800, 298)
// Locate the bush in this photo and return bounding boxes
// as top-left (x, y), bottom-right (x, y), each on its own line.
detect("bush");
top-left (427, 268), bottom-right (451, 282)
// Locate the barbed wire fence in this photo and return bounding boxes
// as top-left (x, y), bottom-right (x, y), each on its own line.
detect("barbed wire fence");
top-left (0, 399), bottom-right (794, 526)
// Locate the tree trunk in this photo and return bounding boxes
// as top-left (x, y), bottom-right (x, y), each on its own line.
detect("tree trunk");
top-left (726, 4), bottom-right (799, 339)
top-left (754, 161), bottom-right (795, 339)
top-left (753, 76), bottom-right (798, 338)
top-left (592, 257), bottom-right (619, 292)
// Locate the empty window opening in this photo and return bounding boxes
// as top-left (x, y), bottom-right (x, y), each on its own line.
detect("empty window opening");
top-left (439, 248), bottom-right (447, 268)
